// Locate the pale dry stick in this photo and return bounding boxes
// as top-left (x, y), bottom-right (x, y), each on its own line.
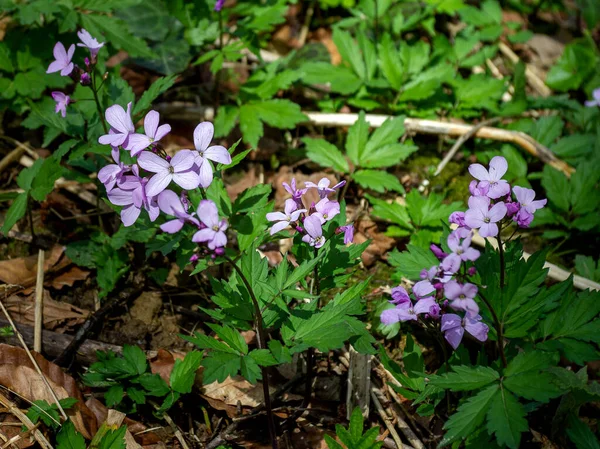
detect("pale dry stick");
top-left (0, 423), bottom-right (40, 449)
top-left (305, 112), bottom-right (575, 177)
top-left (297, 0), bottom-right (315, 47)
top-left (370, 389), bottom-right (405, 449)
top-left (0, 385), bottom-right (61, 428)
top-left (34, 249), bottom-right (45, 353)
top-left (162, 410), bottom-right (191, 449)
top-left (434, 117), bottom-right (502, 177)
top-left (498, 42), bottom-right (552, 97)
top-left (467, 229), bottom-right (600, 291)
top-left (0, 393), bottom-right (54, 449)
top-left (0, 297), bottom-right (68, 421)
top-left (385, 386), bottom-right (426, 449)
top-left (0, 147), bottom-right (25, 174)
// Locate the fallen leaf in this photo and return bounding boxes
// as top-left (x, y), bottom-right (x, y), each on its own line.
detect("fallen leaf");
top-left (355, 217), bottom-right (396, 267)
top-left (0, 344), bottom-right (97, 439)
top-left (0, 414), bottom-right (35, 448)
top-left (49, 266), bottom-right (90, 290)
top-left (0, 245), bottom-right (66, 290)
top-left (4, 290), bottom-right (89, 332)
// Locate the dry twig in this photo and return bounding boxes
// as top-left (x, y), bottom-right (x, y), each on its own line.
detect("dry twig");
top-left (34, 249), bottom-right (45, 353)
top-left (370, 388), bottom-right (405, 449)
top-left (0, 393), bottom-right (54, 449)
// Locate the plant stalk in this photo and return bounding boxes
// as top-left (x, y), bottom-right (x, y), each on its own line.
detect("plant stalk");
top-left (223, 255), bottom-right (278, 449)
top-left (477, 290), bottom-right (507, 368)
top-left (497, 231), bottom-right (505, 289)
top-left (91, 71), bottom-right (108, 133)
top-left (303, 248), bottom-right (321, 407)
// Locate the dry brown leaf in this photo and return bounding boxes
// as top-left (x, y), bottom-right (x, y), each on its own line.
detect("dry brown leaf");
top-left (0, 415), bottom-right (35, 448)
top-left (355, 217), bottom-right (396, 267)
top-left (49, 266), bottom-right (90, 290)
top-left (4, 291), bottom-right (89, 332)
top-left (200, 376), bottom-right (268, 418)
top-left (0, 344), bottom-right (97, 439)
top-left (0, 245), bottom-right (65, 289)
top-left (149, 349), bottom-right (185, 384)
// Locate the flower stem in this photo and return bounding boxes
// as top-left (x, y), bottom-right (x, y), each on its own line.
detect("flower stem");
top-left (91, 71), bottom-right (108, 134)
top-left (223, 254), bottom-right (278, 449)
top-left (477, 290), bottom-right (507, 368)
top-left (497, 230), bottom-right (505, 289)
top-left (303, 248), bottom-right (321, 407)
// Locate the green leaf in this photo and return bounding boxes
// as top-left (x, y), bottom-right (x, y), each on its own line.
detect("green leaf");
top-left (80, 14), bottom-right (155, 59)
top-left (346, 111), bottom-right (369, 165)
top-left (30, 157), bottom-right (63, 201)
top-left (504, 350), bottom-right (557, 377)
top-left (138, 373), bottom-right (170, 397)
top-left (239, 103), bottom-right (264, 148)
top-left (132, 75), bottom-right (177, 117)
top-left (249, 349), bottom-right (279, 367)
top-left (440, 385), bottom-right (499, 446)
top-left (378, 33), bottom-right (403, 90)
top-left (123, 345), bottom-right (148, 375)
top-left (302, 137), bottom-right (349, 173)
top-left (332, 28), bottom-right (365, 80)
top-left (127, 387), bottom-right (146, 405)
top-left (353, 169), bottom-right (404, 193)
top-left (201, 352), bottom-right (242, 384)
top-left (405, 190), bottom-right (461, 228)
top-left (486, 387), bottom-right (528, 449)
top-left (301, 62), bottom-right (362, 95)
top-left (170, 351), bottom-right (202, 394)
top-left (1, 193), bottom-right (28, 235)
top-left (365, 194), bottom-right (412, 229)
top-left (388, 245), bottom-right (438, 280)
top-left (56, 421), bottom-right (86, 449)
top-left (214, 105), bottom-right (239, 138)
top-left (233, 184), bottom-right (271, 214)
top-left (503, 371), bottom-right (564, 402)
top-left (546, 40), bottom-right (596, 91)
top-left (105, 385), bottom-right (124, 407)
top-left (208, 323), bottom-right (248, 354)
top-left (567, 414), bottom-right (600, 449)
top-left (98, 426), bottom-right (126, 449)
top-left (429, 366), bottom-right (500, 391)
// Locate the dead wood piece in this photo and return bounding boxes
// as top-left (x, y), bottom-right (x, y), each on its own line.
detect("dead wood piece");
top-left (304, 113), bottom-right (575, 177)
top-left (345, 347), bottom-right (371, 419)
top-left (498, 42), bottom-right (552, 97)
top-left (0, 393), bottom-right (53, 449)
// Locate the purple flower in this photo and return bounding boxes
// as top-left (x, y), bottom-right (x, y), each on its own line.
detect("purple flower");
top-left (192, 200), bottom-right (228, 250)
top-left (444, 281), bottom-right (479, 316)
top-left (266, 199), bottom-right (306, 235)
top-left (302, 215), bottom-right (325, 248)
top-left (514, 208), bottom-right (534, 228)
top-left (585, 88), bottom-right (600, 107)
top-left (107, 176), bottom-right (159, 226)
top-left (390, 286), bottom-right (410, 305)
top-left (51, 92), bottom-right (71, 118)
top-left (441, 313), bottom-right (489, 350)
top-left (413, 280), bottom-right (435, 300)
top-left (430, 244), bottom-right (447, 260)
top-left (469, 180), bottom-right (489, 197)
top-left (449, 211), bottom-right (467, 227)
top-left (80, 72), bottom-right (91, 86)
top-left (283, 178), bottom-right (308, 206)
top-left (77, 29), bottom-right (104, 58)
top-left (138, 150), bottom-right (199, 197)
top-left (380, 297), bottom-right (437, 324)
top-left (428, 303), bottom-right (441, 319)
top-left (214, 0), bottom-right (226, 11)
top-left (505, 200), bottom-right (520, 217)
top-left (305, 178), bottom-right (346, 199)
top-left (468, 156), bottom-right (510, 199)
top-left (464, 196), bottom-right (507, 238)
top-left (513, 186), bottom-right (547, 215)
top-left (340, 224), bottom-right (354, 244)
top-left (98, 148), bottom-right (130, 191)
top-left (447, 228), bottom-right (480, 261)
top-left (193, 122), bottom-right (231, 188)
top-left (98, 103), bottom-right (135, 148)
top-left (125, 110), bottom-right (172, 156)
top-left (158, 190), bottom-right (200, 233)
top-left (313, 198), bottom-right (340, 223)
top-left (440, 254), bottom-right (461, 276)
top-left (47, 42), bottom-right (75, 76)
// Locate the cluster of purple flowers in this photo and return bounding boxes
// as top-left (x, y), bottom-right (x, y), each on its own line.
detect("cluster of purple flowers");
top-left (47, 29), bottom-right (105, 117)
top-left (381, 156), bottom-right (547, 350)
top-left (97, 105), bottom-right (232, 252)
top-left (266, 178), bottom-right (354, 247)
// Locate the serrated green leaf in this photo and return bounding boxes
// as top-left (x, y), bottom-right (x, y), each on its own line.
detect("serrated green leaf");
top-left (30, 157), bottom-right (63, 201)
top-left (249, 349), bottom-right (279, 367)
top-left (365, 194), bottom-right (412, 229)
top-left (486, 387), bottom-right (528, 449)
top-left (353, 169), bottom-right (404, 193)
top-left (567, 414), bottom-right (600, 449)
top-left (98, 426), bottom-right (126, 449)
top-left (504, 350), bottom-right (557, 377)
top-left (302, 137), bottom-right (349, 173)
top-left (346, 111), bottom-right (369, 165)
top-left (1, 193), bottom-right (28, 235)
top-left (133, 75), bottom-right (177, 117)
top-left (139, 373), bottom-right (170, 397)
top-left (378, 33), bottom-right (403, 90)
top-left (202, 352), bottom-right (241, 384)
top-left (440, 385), bottom-right (499, 446)
top-left (333, 28), bottom-right (365, 80)
top-left (208, 324), bottom-right (248, 354)
top-left (170, 351), bottom-right (202, 394)
top-left (123, 345), bottom-right (148, 375)
top-left (503, 371), bottom-right (564, 402)
top-left (56, 421), bottom-right (86, 449)
top-left (105, 385), bottom-right (124, 407)
top-left (429, 366), bottom-right (499, 391)
top-left (214, 105), bottom-right (239, 138)
top-left (239, 104), bottom-right (263, 147)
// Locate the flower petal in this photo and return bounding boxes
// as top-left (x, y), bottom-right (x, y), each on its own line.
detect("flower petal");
top-left (443, 280), bottom-right (461, 300)
top-left (197, 158), bottom-right (214, 188)
top-left (488, 202), bottom-right (507, 222)
top-left (488, 156), bottom-right (508, 180)
top-left (172, 170), bottom-right (200, 190)
top-left (105, 104), bottom-right (133, 134)
top-left (144, 111), bottom-right (160, 139)
top-left (171, 150), bottom-right (196, 172)
top-left (270, 220), bottom-right (290, 235)
top-left (266, 212), bottom-right (288, 222)
top-left (193, 122), bottom-right (214, 152)
top-left (138, 151), bottom-right (169, 173)
top-left (158, 189), bottom-right (185, 216)
top-left (125, 133), bottom-right (151, 156)
top-left (121, 204), bottom-right (141, 226)
top-left (192, 228), bottom-right (215, 243)
top-left (107, 188), bottom-right (133, 206)
top-left (154, 124), bottom-right (171, 142)
top-left (161, 219), bottom-right (184, 234)
top-left (197, 200), bottom-right (219, 228)
top-left (204, 145), bottom-right (231, 164)
top-left (145, 172), bottom-right (172, 197)
top-left (468, 163), bottom-right (489, 181)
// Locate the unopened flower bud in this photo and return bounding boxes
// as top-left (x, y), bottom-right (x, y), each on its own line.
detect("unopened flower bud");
top-left (189, 254), bottom-right (199, 263)
top-left (80, 72), bottom-right (91, 86)
top-left (468, 266), bottom-right (477, 276)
